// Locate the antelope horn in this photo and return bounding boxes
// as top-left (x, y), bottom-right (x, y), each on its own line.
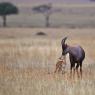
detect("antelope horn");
top-left (61, 37), bottom-right (68, 44)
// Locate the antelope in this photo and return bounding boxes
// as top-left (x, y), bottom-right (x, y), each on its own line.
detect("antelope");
top-left (61, 37), bottom-right (85, 78)
top-left (54, 56), bottom-right (66, 74)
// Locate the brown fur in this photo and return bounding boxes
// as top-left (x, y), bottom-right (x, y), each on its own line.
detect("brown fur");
top-left (54, 56), bottom-right (66, 74)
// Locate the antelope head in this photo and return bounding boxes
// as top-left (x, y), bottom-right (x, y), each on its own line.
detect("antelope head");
top-left (61, 37), bottom-right (68, 56)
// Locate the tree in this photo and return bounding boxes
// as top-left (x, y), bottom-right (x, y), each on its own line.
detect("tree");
top-left (0, 2), bottom-right (18, 27)
top-left (32, 3), bottom-right (52, 27)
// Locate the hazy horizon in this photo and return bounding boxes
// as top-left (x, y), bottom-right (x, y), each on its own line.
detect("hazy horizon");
top-left (0, 0), bottom-right (93, 4)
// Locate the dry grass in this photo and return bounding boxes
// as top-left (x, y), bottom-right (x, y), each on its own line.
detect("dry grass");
top-left (0, 28), bottom-right (95, 95)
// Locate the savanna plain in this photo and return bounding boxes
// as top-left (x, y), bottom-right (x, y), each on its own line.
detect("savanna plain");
top-left (0, 28), bottom-right (95, 95)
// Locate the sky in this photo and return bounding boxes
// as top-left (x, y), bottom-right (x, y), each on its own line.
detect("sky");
top-left (0, 0), bottom-right (91, 4)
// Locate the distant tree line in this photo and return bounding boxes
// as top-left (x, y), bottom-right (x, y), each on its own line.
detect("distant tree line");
top-left (0, 2), bottom-right (61, 27)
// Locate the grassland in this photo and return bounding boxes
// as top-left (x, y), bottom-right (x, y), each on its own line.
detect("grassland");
top-left (0, 28), bottom-right (95, 95)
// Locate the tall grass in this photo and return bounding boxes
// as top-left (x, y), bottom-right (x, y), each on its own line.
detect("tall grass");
top-left (0, 29), bottom-right (95, 95)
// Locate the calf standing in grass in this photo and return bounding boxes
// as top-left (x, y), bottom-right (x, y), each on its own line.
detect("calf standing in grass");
top-left (54, 56), bottom-right (66, 74)
top-left (61, 37), bottom-right (85, 78)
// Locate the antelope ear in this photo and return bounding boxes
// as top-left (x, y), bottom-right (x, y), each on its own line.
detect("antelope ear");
top-left (61, 37), bottom-right (68, 44)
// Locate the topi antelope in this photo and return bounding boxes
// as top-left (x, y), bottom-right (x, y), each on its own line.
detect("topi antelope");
top-left (61, 37), bottom-right (85, 78)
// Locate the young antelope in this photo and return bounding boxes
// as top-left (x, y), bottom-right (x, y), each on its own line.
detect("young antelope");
top-left (54, 56), bottom-right (66, 74)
